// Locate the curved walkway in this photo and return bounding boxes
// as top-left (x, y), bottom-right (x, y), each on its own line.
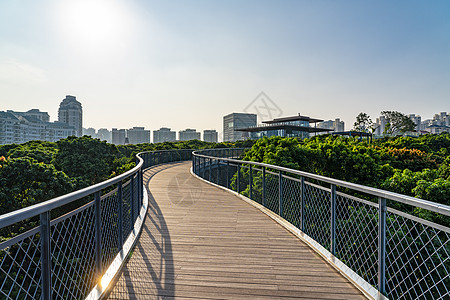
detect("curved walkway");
top-left (107, 162), bottom-right (366, 299)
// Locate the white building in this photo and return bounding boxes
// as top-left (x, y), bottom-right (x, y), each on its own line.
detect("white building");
top-left (223, 113), bottom-right (257, 142)
top-left (317, 118), bottom-right (345, 133)
top-left (203, 130), bottom-right (218, 143)
top-left (127, 127), bottom-right (150, 144)
top-left (153, 127), bottom-right (176, 143)
top-left (179, 128), bottom-right (200, 141)
top-left (0, 110), bottom-right (76, 145)
top-left (58, 95), bottom-right (83, 137)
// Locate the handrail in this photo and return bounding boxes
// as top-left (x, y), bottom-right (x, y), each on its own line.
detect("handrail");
top-left (193, 152), bottom-right (450, 217)
top-left (0, 149), bottom-right (193, 300)
top-left (0, 157), bottom-right (144, 229)
top-left (192, 148), bottom-right (450, 300)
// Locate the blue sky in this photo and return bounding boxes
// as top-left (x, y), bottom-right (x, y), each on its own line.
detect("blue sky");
top-left (1, 0), bottom-right (449, 139)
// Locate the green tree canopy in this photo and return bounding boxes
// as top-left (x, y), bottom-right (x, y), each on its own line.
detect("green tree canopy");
top-left (0, 157), bottom-right (74, 214)
top-left (353, 112), bottom-right (373, 133)
top-left (381, 111), bottom-right (416, 134)
top-left (53, 136), bottom-right (118, 186)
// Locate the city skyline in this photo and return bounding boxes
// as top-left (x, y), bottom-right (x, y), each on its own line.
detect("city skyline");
top-left (1, 1), bottom-right (449, 134)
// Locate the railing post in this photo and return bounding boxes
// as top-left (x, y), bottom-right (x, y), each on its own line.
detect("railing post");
top-left (209, 158), bottom-right (212, 182)
top-left (216, 159), bottom-right (220, 184)
top-left (279, 171), bottom-right (283, 217)
top-left (117, 182), bottom-right (123, 251)
top-left (94, 191), bottom-right (102, 278)
top-left (237, 165), bottom-right (241, 193)
top-left (331, 184), bottom-right (336, 255)
top-left (130, 175), bottom-right (135, 226)
top-left (40, 211), bottom-right (52, 300)
top-left (249, 165), bottom-right (253, 200)
top-left (202, 157), bottom-right (205, 178)
top-left (378, 197), bottom-right (387, 297)
top-left (226, 161), bottom-right (230, 189)
top-left (300, 176), bottom-right (305, 231)
top-left (262, 167), bottom-right (266, 207)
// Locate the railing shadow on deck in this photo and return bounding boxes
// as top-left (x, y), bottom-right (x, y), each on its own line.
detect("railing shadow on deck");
top-left (105, 164), bottom-right (177, 299)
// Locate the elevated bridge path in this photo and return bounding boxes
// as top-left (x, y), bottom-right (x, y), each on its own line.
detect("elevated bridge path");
top-left (107, 162), bottom-right (365, 299)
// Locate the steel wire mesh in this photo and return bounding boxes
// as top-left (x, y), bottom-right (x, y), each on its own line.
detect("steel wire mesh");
top-left (264, 172), bottom-right (279, 215)
top-left (192, 150), bottom-right (450, 299)
top-left (0, 232), bottom-right (41, 300)
top-left (302, 182), bottom-right (331, 250)
top-left (385, 211), bottom-right (450, 300)
top-left (335, 193), bottom-right (379, 287)
top-left (101, 191), bottom-right (120, 273)
top-left (51, 203), bottom-right (96, 299)
top-left (281, 177), bottom-right (302, 228)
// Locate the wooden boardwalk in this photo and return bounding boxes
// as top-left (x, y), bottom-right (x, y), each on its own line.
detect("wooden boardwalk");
top-left (107, 162), bottom-right (366, 299)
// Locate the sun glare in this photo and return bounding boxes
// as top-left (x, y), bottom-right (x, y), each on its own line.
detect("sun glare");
top-left (55, 0), bottom-right (135, 50)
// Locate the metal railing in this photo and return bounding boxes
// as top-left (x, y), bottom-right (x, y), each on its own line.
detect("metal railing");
top-left (0, 149), bottom-right (192, 300)
top-left (192, 148), bottom-right (450, 300)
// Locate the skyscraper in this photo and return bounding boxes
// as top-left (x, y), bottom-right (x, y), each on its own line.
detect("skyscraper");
top-left (58, 95), bottom-right (83, 137)
top-left (203, 130), bottom-right (218, 143)
top-left (153, 127), bottom-right (176, 143)
top-left (223, 113), bottom-right (257, 142)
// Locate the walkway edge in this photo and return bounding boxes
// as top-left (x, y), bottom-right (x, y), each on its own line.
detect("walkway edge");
top-left (86, 185), bottom-right (149, 300)
top-left (190, 167), bottom-right (385, 300)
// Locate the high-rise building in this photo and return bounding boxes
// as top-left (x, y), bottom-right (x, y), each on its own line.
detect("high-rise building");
top-left (179, 129), bottom-right (200, 141)
top-left (8, 109), bottom-right (50, 122)
top-left (203, 130), bottom-right (218, 143)
top-left (97, 128), bottom-right (112, 143)
top-left (0, 110), bottom-right (75, 145)
top-left (83, 127), bottom-right (96, 137)
top-left (408, 114), bottom-right (422, 131)
top-left (223, 113), bottom-right (257, 142)
top-left (127, 127), bottom-right (150, 144)
top-left (153, 127), bottom-right (176, 143)
top-left (58, 95), bottom-right (83, 137)
top-left (374, 116), bottom-right (389, 136)
top-left (317, 118), bottom-right (345, 133)
top-left (112, 128), bottom-right (126, 145)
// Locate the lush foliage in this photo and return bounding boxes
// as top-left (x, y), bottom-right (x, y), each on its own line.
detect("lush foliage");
top-left (242, 134), bottom-right (450, 225)
top-left (0, 136), bottom-right (253, 216)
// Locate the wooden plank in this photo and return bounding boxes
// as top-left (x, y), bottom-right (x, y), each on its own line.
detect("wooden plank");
top-left (107, 162), bottom-right (366, 299)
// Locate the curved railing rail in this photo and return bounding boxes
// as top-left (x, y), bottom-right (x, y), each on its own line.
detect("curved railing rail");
top-left (192, 148), bottom-right (450, 300)
top-left (0, 149), bottom-right (192, 300)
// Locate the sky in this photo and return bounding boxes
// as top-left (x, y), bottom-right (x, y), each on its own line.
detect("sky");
top-left (1, 0), bottom-right (449, 140)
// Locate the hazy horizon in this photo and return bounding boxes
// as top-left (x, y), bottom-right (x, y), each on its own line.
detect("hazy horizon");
top-left (1, 0), bottom-right (449, 137)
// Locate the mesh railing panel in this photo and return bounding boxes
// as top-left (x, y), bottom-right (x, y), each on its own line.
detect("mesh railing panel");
top-left (282, 177), bottom-right (302, 228)
top-left (51, 203), bottom-right (96, 299)
top-left (0, 150), bottom-right (195, 300)
top-left (0, 231), bottom-right (41, 299)
top-left (264, 172), bottom-right (279, 215)
top-left (336, 193), bottom-right (379, 287)
top-left (386, 211), bottom-right (450, 300)
top-left (303, 183), bottom-right (331, 250)
top-left (101, 191), bottom-right (120, 273)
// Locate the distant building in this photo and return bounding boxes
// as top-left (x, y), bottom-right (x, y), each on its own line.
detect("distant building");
top-left (58, 95), bottom-right (83, 137)
top-left (97, 128), bottom-right (112, 143)
top-left (83, 127), bottom-right (96, 137)
top-left (0, 110), bottom-right (75, 145)
top-left (374, 116), bottom-right (389, 136)
top-left (408, 114), bottom-right (422, 131)
top-left (8, 109), bottom-right (50, 122)
top-left (223, 113), bottom-right (257, 142)
top-left (203, 130), bottom-right (218, 143)
top-left (179, 128), bottom-right (200, 141)
top-left (127, 127), bottom-right (150, 144)
top-left (153, 127), bottom-right (176, 143)
top-left (317, 118), bottom-right (345, 134)
top-left (112, 128), bottom-right (126, 145)
top-left (235, 113), bottom-right (331, 140)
